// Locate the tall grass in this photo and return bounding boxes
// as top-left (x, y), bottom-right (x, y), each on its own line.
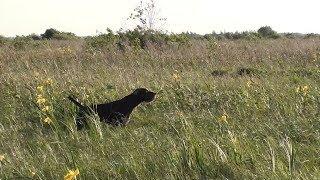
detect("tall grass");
top-left (0, 38), bottom-right (320, 179)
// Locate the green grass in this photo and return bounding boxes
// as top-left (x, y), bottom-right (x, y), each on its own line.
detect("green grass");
top-left (0, 38), bottom-right (320, 179)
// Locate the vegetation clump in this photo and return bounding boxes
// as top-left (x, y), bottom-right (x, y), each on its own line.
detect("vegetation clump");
top-left (258, 26), bottom-right (280, 39)
top-left (0, 35), bottom-right (9, 46)
top-left (41, 28), bottom-right (78, 40)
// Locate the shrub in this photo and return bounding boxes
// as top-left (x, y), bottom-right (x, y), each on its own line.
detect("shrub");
top-left (204, 33), bottom-right (225, 40)
top-left (41, 28), bottom-right (78, 40)
top-left (258, 26), bottom-right (280, 39)
top-left (0, 35), bottom-right (9, 46)
top-left (205, 31), bottom-right (260, 40)
top-left (118, 29), bottom-right (174, 50)
top-left (85, 29), bottom-right (118, 50)
top-left (27, 33), bottom-right (42, 40)
top-left (167, 33), bottom-right (190, 46)
top-left (41, 28), bottom-right (59, 39)
top-left (143, 31), bottom-right (169, 48)
top-left (183, 32), bottom-right (204, 40)
top-left (239, 31), bottom-right (261, 40)
top-left (118, 28), bottom-right (144, 50)
top-left (283, 33), bottom-right (303, 39)
top-left (11, 36), bottom-right (33, 50)
top-left (304, 33), bottom-right (320, 39)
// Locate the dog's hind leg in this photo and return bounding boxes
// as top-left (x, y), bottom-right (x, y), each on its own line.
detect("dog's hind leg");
top-left (75, 112), bottom-right (88, 130)
top-left (68, 95), bottom-right (91, 130)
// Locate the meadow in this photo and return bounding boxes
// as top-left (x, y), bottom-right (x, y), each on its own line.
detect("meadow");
top-left (0, 36), bottom-right (320, 179)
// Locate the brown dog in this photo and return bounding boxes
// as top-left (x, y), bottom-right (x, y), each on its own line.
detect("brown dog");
top-left (68, 88), bottom-right (156, 130)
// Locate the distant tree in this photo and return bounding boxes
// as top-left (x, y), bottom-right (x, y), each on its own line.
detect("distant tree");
top-left (41, 28), bottom-right (59, 39)
top-left (41, 28), bottom-right (78, 40)
top-left (258, 26), bottom-right (280, 39)
top-left (128, 0), bottom-right (166, 31)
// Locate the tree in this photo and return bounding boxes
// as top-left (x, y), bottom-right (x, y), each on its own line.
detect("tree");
top-left (128, 0), bottom-right (166, 31)
top-left (41, 28), bottom-right (59, 39)
top-left (258, 26), bottom-right (280, 39)
top-left (41, 28), bottom-right (78, 40)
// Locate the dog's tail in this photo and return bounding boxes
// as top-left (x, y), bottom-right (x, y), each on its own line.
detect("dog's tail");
top-left (68, 95), bottom-right (87, 110)
top-left (68, 95), bottom-right (91, 130)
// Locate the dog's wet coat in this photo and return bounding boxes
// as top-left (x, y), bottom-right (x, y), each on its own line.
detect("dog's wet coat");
top-left (68, 88), bottom-right (156, 130)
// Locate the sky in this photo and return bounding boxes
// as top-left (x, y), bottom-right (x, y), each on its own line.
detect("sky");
top-left (0, 0), bottom-right (319, 37)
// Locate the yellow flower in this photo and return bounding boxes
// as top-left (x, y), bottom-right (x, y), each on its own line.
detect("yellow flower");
top-left (172, 73), bottom-right (181, 81)
top-left (37, 86), bottom-right (44, 92)
top-left (36, 97), bottom-right (46, 104)
top-left (219, 114), bottom-right (228, 123)
top-left (29, 169), bottom-right (36, 176)
top-left (64, 169), bottom-right (80, 180)
top-left (302, 85), bottom-right (309, 95)
top-left (66, 47), bottom-right (73, 54)
top-left (296, 85), bottom-right (309, 95)
top-left (43, 117), bottom-right (52, 124)
top-left (42, 106), bottom-right (51, 112)
top-left (0, 154), bottom-right (5, 161)
top-left (176, 111), bottom-right (183, 116)
top-left (45, 78), bottom-right (53, 85)
top-left (83, 94), bottom-right (89, 99)
top-left (246, 80), bottom-right (252, 87)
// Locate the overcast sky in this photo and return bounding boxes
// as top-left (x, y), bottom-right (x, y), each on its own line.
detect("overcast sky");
top-left (0, 0), bottom-right (319, 37)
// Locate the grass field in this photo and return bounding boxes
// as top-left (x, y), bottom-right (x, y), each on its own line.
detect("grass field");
top-left (0, 38), bottom-right (320, 179)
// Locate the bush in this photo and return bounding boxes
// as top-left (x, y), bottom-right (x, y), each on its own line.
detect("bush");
top-left (117, 29), bottom-right (190, 50)
top-left (304, 33), bottom-right (320, 39)
top-left (85, 29), bottom-right (118, 50)
top-left (85, 28), bottom-right (175, 51)
top-left (11, 36), bottom-right (33, 50)
top-left (143, 31), bottom-right (169, 48)
top-left (120, 28), bottom-right (145, 49)
top-left (167, 33), bottom-right (190, 46)
top-left (0, 35), bottom-right (9, 46)
top-left (41, 28), bottom-right (59, 39)
top-left (282, 33), bottom-right (302, 39)
top-left (205, 31), bottom-right (260, 40)
top-left (27, 33), bottom-right (42, 40)
top-left (41, 28), bottom-right (78, 40)
top-left (239, 31), bottom-right (261, 40)
top-left (258, 26), bottom-right (280, 39)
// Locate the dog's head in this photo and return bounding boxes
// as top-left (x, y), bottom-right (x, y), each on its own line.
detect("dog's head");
top-left (133, 88), bottom-right (156, 102)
